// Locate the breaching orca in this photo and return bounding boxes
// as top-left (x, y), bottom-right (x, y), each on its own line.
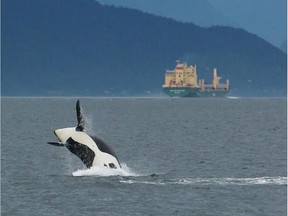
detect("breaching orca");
top-left (48, 100), bottom-right (121, 169)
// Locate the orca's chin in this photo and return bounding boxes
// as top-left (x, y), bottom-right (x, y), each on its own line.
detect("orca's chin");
top-left (54, 127), bottom-right (77, 143)
top-left (54, 130), bottom-right (64, 143)
top-left (53, 131), bottom-right (61, 142)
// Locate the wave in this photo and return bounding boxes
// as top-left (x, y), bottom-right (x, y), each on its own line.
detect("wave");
top-left (71, 163), bottom-right (286, 187)
top-left (119, 176), bottom-right (287, 186)
top-left (72, 164), bottom-right (139, 177)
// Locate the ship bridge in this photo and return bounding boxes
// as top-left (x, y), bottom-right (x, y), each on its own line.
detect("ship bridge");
top-left (163, 62), bottom-right (198, 87)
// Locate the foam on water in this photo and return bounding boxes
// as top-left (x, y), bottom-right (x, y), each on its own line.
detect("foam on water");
top-left (175, 176), bottom-right (287, 185)
top-left (72, 163), bottom-right (139, 177)
top-left (119, 176), bottom-right (287, 186)
top-left (228, 96), bottom-right (240, 99)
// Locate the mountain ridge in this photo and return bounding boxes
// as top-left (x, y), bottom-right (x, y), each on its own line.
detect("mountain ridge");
top-left (2, 0), bottom-right (286, 97)
top-left (97, 0), bottom-right (287, 49)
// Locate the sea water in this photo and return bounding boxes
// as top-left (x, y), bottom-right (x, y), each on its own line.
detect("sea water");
top-left (1, 97), bottom-right (287, 216)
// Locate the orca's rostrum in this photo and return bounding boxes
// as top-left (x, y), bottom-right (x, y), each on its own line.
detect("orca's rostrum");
top-left (48, 100), bottom-right (121, 169)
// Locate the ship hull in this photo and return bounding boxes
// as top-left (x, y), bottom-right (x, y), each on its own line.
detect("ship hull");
top-left (163, 87), bottom-right (228, 98)
top-left (196, 90), bottom-right (228, 97)
top-left (163, 87), bottom-right (199, 97)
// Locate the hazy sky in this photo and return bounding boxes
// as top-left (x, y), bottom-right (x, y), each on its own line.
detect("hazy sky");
top-left (97, 0), bottom-right (287, 48)
top-left (208, 0), bottom-right (287, 48)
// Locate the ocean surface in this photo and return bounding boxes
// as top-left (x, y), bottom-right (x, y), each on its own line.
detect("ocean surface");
top-left (1, 97), bottom-right (287, 216)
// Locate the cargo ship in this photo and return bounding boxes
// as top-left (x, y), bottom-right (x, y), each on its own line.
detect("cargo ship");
top-left (162, 61), bottom-right (230, 97)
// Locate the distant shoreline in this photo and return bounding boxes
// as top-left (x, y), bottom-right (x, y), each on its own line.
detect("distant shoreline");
top-left (1, 96), bottom-right (287, 100)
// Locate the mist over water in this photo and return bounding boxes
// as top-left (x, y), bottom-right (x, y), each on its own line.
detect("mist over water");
top-left (2, 97), bottom-right (287, 216)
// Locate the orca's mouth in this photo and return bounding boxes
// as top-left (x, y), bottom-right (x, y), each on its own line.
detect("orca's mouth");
top-left (47, 130), bottom-right (64, 147)
top-left (47, 141), bottom-right (66, 147)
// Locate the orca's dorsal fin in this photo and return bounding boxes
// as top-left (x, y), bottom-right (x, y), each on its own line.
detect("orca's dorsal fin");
top-left (76, 100), bottom-right (85, 131)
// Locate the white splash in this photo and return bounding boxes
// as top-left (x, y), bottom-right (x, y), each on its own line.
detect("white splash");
top-left (175, 176), bottom-right (287, 186)
top-left (83, 114), bottom-right (94, 135)
top-left (119, 176), bottom-right (287, 186)
top-left (72, 163), bottom-right (138, 177)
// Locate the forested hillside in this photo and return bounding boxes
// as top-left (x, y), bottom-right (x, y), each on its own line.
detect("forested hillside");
top-left (2, 0), bottom-right (286, 96)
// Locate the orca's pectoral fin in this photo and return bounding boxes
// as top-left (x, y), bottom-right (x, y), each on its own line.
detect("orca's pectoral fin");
top-left (47, 142), bottom-right (67, 147)
top-left (76, 100), bottom-right (85, 131)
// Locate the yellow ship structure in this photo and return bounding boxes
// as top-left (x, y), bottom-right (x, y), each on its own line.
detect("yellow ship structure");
top-left (162, 61), bottom-right (230, 97)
